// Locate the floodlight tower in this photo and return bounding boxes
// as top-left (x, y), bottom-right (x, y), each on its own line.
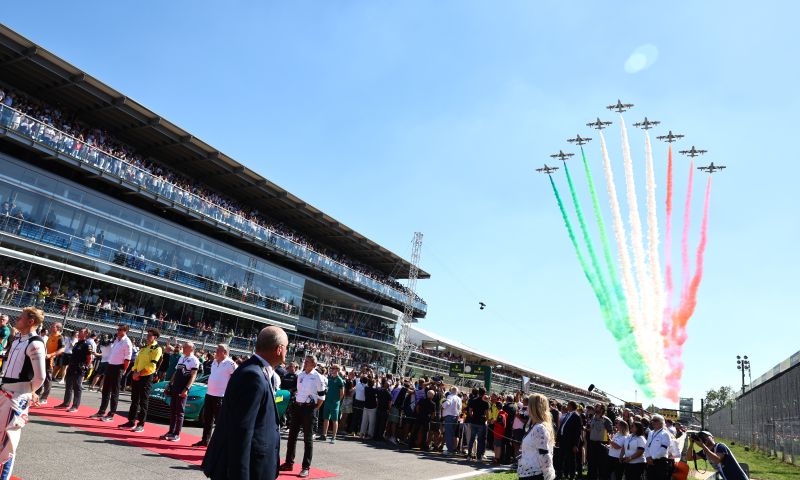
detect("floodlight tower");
top-left (395, 232), bottom-right (423, 377)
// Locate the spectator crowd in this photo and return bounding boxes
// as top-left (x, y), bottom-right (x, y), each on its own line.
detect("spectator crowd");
top-left (0, 86), bottom-right (425, 308)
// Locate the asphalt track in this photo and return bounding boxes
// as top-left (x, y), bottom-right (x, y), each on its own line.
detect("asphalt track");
top-left (15, 384), bottom-right (503, 480)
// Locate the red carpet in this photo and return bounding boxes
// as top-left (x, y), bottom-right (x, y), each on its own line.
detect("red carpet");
top-left (30, 401), bottom-right (336, 479)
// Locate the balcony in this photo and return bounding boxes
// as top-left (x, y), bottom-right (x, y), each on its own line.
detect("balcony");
top-left (0, 104), bottom-right (427, 314)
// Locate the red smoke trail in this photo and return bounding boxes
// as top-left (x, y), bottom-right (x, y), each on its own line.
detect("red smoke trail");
top-left (662, 145), bottom-right (674, 337)
top-left (666, 175), bottom-right (712, 400)
top-left (680, 160), bottom-right (694, 303)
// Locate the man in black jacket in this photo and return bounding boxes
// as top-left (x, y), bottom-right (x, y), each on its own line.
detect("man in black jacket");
top-left (202, 326), bottom-right (288, 480)
top-left (557, 401), bottom-right (583, 480)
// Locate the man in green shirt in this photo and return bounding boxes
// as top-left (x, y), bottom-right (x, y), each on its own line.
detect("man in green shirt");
top-left (318, 364), bottom-right (345, 444)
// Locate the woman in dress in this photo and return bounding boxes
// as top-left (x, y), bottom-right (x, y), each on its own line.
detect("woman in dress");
top-left (517, 393), bottom-right (555, 480)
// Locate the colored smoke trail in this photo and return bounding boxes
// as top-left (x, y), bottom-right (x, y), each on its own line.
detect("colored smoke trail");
top-left (662, 145), bottom-right (675, 337)
top-left (680, 160), bottom-right (695, 303)
top-left (665, 175), bottom-right (712, 401)
top-left (580, 146), bottom-right (627, 332)
top-left (563, 160), bottom-right (612, 322)
top-left (598, 132), bottom-right (652, 393)
top-left (644, 130), bottom-right (664, 338)
top-left (548, 174), bottom-right (605, 306)
top-left (619, 116), bottom-right (662, 391)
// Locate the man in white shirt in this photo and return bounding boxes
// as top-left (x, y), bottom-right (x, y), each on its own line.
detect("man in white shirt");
top-left (193, 344), bottom-right (237, 447)
top-left (442, 387), bottom-right (462, 455)
top-left (645, 415), bottom-right (674, 480)
top-left (90, 324), bottom-right (132, 422)
top-left (281, 355), bottom-right (324, 478)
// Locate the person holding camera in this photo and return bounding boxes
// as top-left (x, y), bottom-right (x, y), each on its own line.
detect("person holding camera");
top-left (54, 327), bottom-right (93, 412)
top-left (689, 431), bottom-right (748, 480)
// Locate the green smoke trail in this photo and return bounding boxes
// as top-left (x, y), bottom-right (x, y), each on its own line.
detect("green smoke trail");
top-left (562, 161), bottom-right (613, 326)
top-left (548, 175), bottom-right (608, 317)
top-left (580, 146), bottom-right (651, 395)
top-left (579, 146), bottom-right (626, 336)
top-left (550, 174), bottom-right (653, 398)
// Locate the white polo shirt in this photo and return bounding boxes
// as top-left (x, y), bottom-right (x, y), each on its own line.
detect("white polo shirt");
top-left (442, 392), bottom-right (462, 417)
top-left (645, 428), bottom-right (672, 460)
top-left (295, 369), bottom-right (324, 404)
top-left (624, 435), bottom-right (646, 464)
top-left (206, 357), bottom-right (237, 397)
top-left (107, 335), bottom-right (133, 365)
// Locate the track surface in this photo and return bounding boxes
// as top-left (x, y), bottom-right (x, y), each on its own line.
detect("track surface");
top-left (16, 384), bottom-right (498, 480)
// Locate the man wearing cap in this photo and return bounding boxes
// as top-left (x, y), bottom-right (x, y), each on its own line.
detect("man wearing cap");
top-left (644, 414), bottom-right (674, 480)
top-left (690, 431), bottom-right (748, 480)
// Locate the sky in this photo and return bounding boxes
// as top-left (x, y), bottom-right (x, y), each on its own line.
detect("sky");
top-left (3, 1), bottom-right (798, 408)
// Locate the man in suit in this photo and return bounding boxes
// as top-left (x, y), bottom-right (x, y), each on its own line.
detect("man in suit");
top-left (557, 400), bottom-right (583, 480)
top-left (202, 326), bottom-right (288, 480)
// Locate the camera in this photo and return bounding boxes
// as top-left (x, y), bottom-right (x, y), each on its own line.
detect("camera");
top-left (687, 430), bottom-right (709, 443)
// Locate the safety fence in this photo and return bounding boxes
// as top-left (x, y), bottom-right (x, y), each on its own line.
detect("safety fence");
top-left (706, 360), bottom-right (800, 465)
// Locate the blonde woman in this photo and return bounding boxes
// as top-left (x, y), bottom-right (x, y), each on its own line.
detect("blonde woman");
top-left (518, 393), bottom-right (555, 480)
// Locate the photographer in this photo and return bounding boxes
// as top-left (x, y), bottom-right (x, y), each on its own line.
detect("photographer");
top-left (689, 431), bottom-right (748, 480)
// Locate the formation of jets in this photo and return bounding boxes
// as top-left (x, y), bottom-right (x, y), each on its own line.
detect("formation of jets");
top-left (698, 162), bottom-right (726, 173)
top-left (539, 100), bottom-right (726, 176)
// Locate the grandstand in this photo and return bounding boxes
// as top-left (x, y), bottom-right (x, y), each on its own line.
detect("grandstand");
top-left (0, 23), bottom-right (427, 365)
top-left (407, 325), bottom-right (606, 405)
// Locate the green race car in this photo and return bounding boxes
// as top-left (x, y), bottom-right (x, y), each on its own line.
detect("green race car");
top-left (148, 374), bottom-right (290, 423)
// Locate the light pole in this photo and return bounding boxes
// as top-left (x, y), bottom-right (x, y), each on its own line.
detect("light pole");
top-left (736, 355), bottom-right (750, 394)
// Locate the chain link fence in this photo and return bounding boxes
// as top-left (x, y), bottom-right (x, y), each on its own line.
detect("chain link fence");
top-left (707, 362), bottom-right (800, 465)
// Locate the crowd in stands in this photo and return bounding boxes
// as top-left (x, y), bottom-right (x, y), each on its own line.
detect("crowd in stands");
top-left (0, 199), bottom-right (300, 317)
top-left (0, 87), bottom-right (425, 307)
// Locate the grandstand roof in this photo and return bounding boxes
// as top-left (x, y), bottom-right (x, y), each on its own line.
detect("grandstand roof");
top-left (0, 24), bottom-right (429, 281)
top-left (408, 325), bottom-right (603, 400)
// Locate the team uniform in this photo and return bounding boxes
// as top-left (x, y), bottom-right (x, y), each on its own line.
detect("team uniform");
top-left (95, 334), bottom-right (132, 419)
top-left (167, 354), bottom-right (199, 438)
top-left (38, 332), bottom-right (63, 402)
top-left (125, 341), bottom-right (162, 428)
top-left (0, 332), bottom-right (46, 479)
top-left (200, 356), bottom-right (237, 444)
top-left (284, 369), bottom-right (324, 471)
top-left (645, 428), bottom-right (674, 480)
top-left (60, 339), bottom-right (93, 409)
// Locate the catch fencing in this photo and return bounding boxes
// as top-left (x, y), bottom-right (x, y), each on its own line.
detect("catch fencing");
top-left (706, 358), bottom-right (800, 465)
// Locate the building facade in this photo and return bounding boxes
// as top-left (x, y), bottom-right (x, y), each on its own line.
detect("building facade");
top-left (0, 24), bottom-right (427, 366)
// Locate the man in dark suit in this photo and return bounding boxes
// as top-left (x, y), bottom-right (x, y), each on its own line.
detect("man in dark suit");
top-left (202, 326), bottom-right (288, 480)
top-left (556, 401), bottom-right (583, 480)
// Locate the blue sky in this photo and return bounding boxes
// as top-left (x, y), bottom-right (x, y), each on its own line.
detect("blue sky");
top-left (4, 1), bottom-right (798, 407)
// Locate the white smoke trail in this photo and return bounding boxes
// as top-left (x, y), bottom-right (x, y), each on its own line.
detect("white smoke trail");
top-left (619, 116), bottom-right (661, 392)
top-left (598, 132), bottom-right (645, 351)
top-left (644, 130), bottom-right (668, 394)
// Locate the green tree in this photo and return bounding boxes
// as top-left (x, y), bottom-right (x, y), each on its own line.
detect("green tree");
top-left (703, 385), bottom-right (736, 415)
